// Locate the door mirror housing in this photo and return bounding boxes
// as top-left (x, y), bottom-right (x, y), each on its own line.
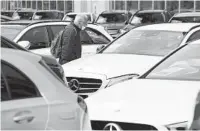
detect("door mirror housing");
top-left (96, 45), bottom-right (105, 53)
top-left (17, 41), bottom-right (31, 49)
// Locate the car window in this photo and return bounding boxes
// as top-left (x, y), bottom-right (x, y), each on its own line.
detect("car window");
top-left (17, 12), bottom-right (34, 20)
top-left (187, 30), bottom-right (200, 42)
top-left (34, 12), bottom-right (63, 20)
top-left (96, 13), bottom-right (128, 24)
top-left (170, 16), bottom-right (200, 23)
top-left (80, 30), bottom-right (93, 45)
top-left (50, 25), bottom-right (66, 38)
top-left (1, 61), bottom-right (41, 100)
top-left (1, 73), bottom-right (10, 101)
top-left (85, 27), bottom-right (110, 44)
top-left (20, 26), bottom-right (49, 49)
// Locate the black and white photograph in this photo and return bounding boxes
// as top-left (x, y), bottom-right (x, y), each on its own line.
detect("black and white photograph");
top-left (1, 0), bottom-right (200, 130)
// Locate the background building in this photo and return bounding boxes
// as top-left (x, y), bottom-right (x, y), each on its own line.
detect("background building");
top-left (1, 0), bottom-right (200, 15)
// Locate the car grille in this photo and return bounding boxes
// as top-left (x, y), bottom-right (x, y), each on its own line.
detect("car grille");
top-left (91, 121), bottom-right (157, 130)
top-left (66, 77), bottom-right (102, 93)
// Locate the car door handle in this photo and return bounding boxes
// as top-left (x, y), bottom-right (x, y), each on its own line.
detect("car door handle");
top-left (13, 111), bottom-right (35, 124)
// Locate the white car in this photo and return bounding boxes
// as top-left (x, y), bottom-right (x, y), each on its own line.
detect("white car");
top-left (62, 23), bottom-right (200, 98)
top-left (1, 21), bottom-right (113, 57)
top-left (63, 12), bottom-right (97, 23)
top-left (1, 48), bottom-right (91, 130)
top-left (86, 40), bottom-right (200, 130)
top-left (169, 12), bottom-right (200, 23)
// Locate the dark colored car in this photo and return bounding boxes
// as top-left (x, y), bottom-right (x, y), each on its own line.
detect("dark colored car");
top-left (95, 10), bottom-right (132, 38)
top-left (121, 10), bottom-right (172, 33)
top-left (16, 10), bottom-right (35, 20)
top-left (32, 10), bottom-right (64, 20)
top-left (1, 10), bottom-right (15, 17)
top-left (169, 12), bottom-right (200, 23)
top-left (1, 36), bottom-right (66, 84)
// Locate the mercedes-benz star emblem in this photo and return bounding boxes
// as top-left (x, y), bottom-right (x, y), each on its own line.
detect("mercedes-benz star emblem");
top-left (68, 79), bottom-right (80, 92)
top-left (103, 123), bottom-right (122, 131)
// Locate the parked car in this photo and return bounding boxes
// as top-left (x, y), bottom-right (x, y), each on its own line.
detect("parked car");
top-left (1, 48), bottom-right (91, 130)
top-left (1, 36), bottom-right (66, 83)
top-left (32, 10), bottom-right (64, 20)
top-left (62, 23), bottom-right (200, 98)
top-left (63, 12), bottom-right (97, 23)
top-left (121, 10), bottom-right (172, 33)
top-left (86, 39), bottom-right (200, 130)
top-left (189, 90), bottom-right (200, 130)
top-left (169, 12), bottom-right (200, 23)
top-left (95, 10), bottom-right (132, 38)
top-left (1, 21), bottom-right (113, 57)
top-left (16, 9), bottom-right (36, 20)
top-left (0, 15), bottom-right (13, 22)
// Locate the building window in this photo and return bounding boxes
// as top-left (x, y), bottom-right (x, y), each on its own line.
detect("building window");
top-left (43, 0), bottom-right (49, 10)
top-left (181, 1), bottom-right (194, 12)
top-left (18, 1), bottom-right (22, 9)
top-left (127, 0), bottom-right (138, 10)
top-left (166, 0), bottom-right (179, 14)
top-left (27, 1), bottom-right (31, 8)
top-left (140, 1), bottom-right (152, 10)
top-left (58, 0), bottom-right (64, 11)
top-left (196, 1), bottom-right (200, 11)
top-left (65, 0), bottom-right (73, 12)
top-left (50, 0), bottom-right (56, 10)
top-left (37, 0), bottom-right (42, 10)
top-left (154, 0), bottom-right (165, 10)
top-left (32, 1), bottom-right (36, 9)
top-left (115, 1), bottom-right (125, 10)
top-left (22, 0), bottom-right (26, 8)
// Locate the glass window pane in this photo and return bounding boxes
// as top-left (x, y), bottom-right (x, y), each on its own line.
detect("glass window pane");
top-left (32, 1), bottom-right (36, 9)
top-left (127, 1), bottom-right (138, 10)
top-left (43, 0), bottom-right (49, 10)
top-left (50, 0), bottom-right (56, 10)
top-left (37, 0), bottom-right (42, 10)
top-left (58, 1), bottom-right (64, 11)
top-left (27, 1), bottom-right (31, 8)
top-left (181, 1), bottom-right (194, 12)
top-left (167, 0), bottom-right (179, 14)
top-left (22, 0), bottom-right (26, 8)
top-left (18, 1), bottom-right (22, 9)
top-left (65, 0), bottom-right (73, 12)
top-left (115, 1), bottom-right (125, 10)
top-left (196, 1), bottom-right (200, 10)
top-left (154, 0), bottom-right (165, 10)
top-left (140, 1), bottom-right (152, 10)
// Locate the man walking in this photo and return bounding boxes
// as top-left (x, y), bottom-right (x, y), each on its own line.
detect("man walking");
top-left (59, 14), bottom-right (88, 65)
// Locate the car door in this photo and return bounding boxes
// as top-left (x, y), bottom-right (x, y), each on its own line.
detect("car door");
top-left (82, 27), bottom-right (110, 56)
top-left (19, 26), bottom-right (50, 50)
top-left (1, 61), bottom-right (48, 130)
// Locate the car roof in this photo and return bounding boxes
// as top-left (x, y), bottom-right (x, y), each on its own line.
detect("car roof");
top-left (1, 48), bottom-right (41, 63)
top-left (0, 24), bottom-right (26, 30)
top-left (174, 12), bottom-right (200, 17)
top-left (35, 10), bottom-right (64, 13)
top-left (138, 10), bottom-right (166, 13)
top-left (67, 12), bottom-right (92, 15)
top-left (101, 10), bottom-right (130, 14)
top-left (134, 23), bottom-right (200, 32)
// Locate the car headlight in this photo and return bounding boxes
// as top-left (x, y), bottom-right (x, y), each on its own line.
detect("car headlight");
top-left (106, 74), bottom-right (139, 87)
top-left (166, 122), bottom-right (188, 130)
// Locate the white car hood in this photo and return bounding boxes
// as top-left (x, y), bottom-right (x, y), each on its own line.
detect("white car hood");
top-left (86, 79), bottom-right (200, 126)
top-left (62, 54), bottom-right (162, 78)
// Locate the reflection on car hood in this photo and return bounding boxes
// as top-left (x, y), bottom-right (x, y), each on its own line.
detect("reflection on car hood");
top-left (86, 79), bottom-right (200, 126)
top-left (62, 54), bottom-right (162, 78)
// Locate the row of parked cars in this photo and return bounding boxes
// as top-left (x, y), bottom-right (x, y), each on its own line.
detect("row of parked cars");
top-left (1, 10), bottom-right (200, 130)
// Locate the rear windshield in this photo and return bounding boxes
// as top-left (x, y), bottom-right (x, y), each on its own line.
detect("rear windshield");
top-left (130, 12), bottom-right (165, 25)
top-left (17, 12), bottom-right (34, 20)
top-left (96, 13), bottom-right (128, 24)
top-left (34, 12), bottom-right (63, 20)
top-left (1, 12), bottom-right (14, 17)
top-left (170, 16), bottom-right (200, 23)
top-left (64, 14), bottom-right (92, 22)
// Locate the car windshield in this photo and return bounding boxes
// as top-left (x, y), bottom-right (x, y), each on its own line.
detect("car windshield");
top-left (102, 30), bottom-right (184, 56)
top-left (1, 26), bottom-right (24, 40)
top-left (171, 16), bottom-right (200, 23)
top-left (17, 12), bottom-right (34, 20)
top-left (96, 13), bottom-right (128, 24)
top-left (64, 14), bottom-right (92, 22)
top-left (1, 12), bottom-right (14, 17)
top-left (146, 44), bottom-right (200, 81)
top-left (34, 12), bottom-right (63, 20)
top-left (130, 12), bottom-right (164, 25)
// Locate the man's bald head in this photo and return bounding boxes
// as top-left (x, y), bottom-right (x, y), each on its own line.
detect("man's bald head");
top-left (74, 14), bottom-right (88, 30)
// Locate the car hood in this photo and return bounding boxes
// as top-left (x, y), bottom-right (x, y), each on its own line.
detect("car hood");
top-left (62, 54), bottom-right (162, 78)
top-left (86, 79), bottom-right (200, 126)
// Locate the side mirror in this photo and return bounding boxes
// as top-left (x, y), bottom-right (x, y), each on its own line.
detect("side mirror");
top-left (17, 41), bottom-right (31, 49)
top-left (96, 45), bottom-right (105, 53)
